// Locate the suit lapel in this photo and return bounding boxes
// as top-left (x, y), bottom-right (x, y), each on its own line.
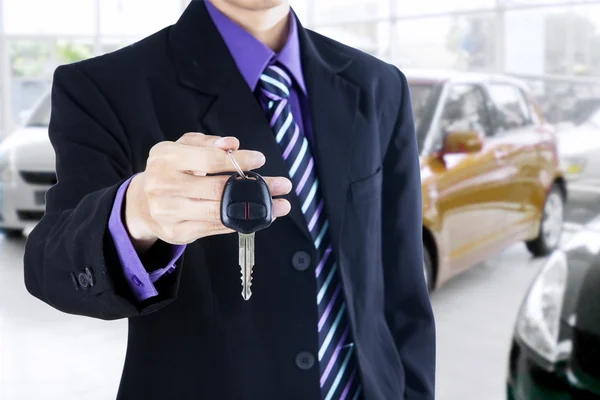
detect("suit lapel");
top-left (297, 21), bottom-right (361, 257)
top-left (167, 1), bottom-right (312, 240)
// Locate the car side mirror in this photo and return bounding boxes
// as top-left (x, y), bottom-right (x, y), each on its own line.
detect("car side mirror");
top-left (441, 130), bottom-right (484, 155)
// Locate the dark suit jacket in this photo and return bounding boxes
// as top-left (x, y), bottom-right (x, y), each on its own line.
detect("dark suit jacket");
top-left (24, 1), bottom-right (435, 399)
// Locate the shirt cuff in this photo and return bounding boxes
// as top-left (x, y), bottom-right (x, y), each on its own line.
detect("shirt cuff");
top-left (108, 175), bottom-right (186, 302)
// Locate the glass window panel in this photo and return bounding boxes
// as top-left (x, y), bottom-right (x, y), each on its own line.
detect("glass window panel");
top-left (10, 38), bottom-right (94, 79)
top-left (501, 0), bottom-right (586, 6)
top-left (391, 14), bottom-right (496, 71)
top-left (313, 21), bottom-right (392, 60)
top-left (396, 0), bottom-right (496, 16)
top-left (8, 37), bottom-right (96, 129)
top-left (505, 4), bottom-right (600, 77)
top-left (572, 5), bottom-right (600, 78)
top-left (100, 0), bottom-right (182, 37)
top-left (55, 39), bottom-right (94, 65)
top-left (4, 0), bottom-right (95, 35)
top-left (313, 0), bottom-right (391, 25)
top-left (10, 40), bottom-right (53, 79)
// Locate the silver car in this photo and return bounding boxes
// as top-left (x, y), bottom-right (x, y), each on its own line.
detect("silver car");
top-left (0, 93), bottom-right (55, 237)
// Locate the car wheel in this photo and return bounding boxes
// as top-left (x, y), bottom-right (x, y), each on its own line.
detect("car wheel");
top-left (526, 185), bottom-right (564, 257)
top-left (423, 243), bottom-right (434, 293)
top-left (0, 228), bottom-right (23, 239)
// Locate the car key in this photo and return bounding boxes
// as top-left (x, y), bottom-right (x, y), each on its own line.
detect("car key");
top-left (221, 150), bottom-right (273, 300)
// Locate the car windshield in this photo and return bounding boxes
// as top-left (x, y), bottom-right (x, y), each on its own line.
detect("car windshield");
top-left (25, 94), bottom-right (51, 128)
top-left (408, 82), bottom-right (441, 153)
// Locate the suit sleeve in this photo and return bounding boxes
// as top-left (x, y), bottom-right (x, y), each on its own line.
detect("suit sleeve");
top-left (23, 63), bottom-right (185, 320)
top-left (381, 67), bottom-right (436, 399)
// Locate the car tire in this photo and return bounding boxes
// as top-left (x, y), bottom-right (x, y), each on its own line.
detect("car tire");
top-left (1, 228), bottom-right (23, 239)
top-left (526, 185), bottom-right (565, 257)
top-left (423, 243), bottom-right (434, 293)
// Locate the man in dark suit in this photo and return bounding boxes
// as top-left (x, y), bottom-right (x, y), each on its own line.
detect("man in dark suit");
top-left (23, 0), bottom-right (435, 398)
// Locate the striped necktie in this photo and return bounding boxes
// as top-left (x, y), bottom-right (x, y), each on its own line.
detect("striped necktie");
top-left (257, 63), bottom-right (362, 400)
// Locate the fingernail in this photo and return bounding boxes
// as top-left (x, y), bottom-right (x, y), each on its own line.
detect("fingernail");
top-left (254, 152), bottom-right (266, 166)
top-left (278, 178), bottom-right (292, 192)
top-left (274, 200), bottom-right (291, 216)
top-left (214, 137), bottom-right (227, 146)
top-left (281, 201), bottom-right (292, 216)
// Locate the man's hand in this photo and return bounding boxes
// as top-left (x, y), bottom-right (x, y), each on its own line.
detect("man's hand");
top-left (125, 133), bottom-right (292, 253)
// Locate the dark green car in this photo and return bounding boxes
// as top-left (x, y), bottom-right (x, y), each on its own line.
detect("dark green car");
top-left (507, 216), bottom-right (600, 399)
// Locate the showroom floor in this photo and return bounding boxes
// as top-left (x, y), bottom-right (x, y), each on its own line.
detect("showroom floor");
top-left (1, 184), bottom-right (598, 400)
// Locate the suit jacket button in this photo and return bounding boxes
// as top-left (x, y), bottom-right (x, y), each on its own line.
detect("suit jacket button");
top-left (295, 351), bottom-right (315, 370)
top-left (77, 272), bottom-right (90, 288)
top-left (292, 251), bottom-right (311, 272)
top-left (77, 268), bottom-right (95, 289)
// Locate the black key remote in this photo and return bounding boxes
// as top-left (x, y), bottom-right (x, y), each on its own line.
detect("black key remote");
top-left (220, 171), bottom-right (273, 235)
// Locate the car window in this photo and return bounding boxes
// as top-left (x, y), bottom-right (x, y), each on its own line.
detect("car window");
top-left (25, 94), bottom-right (51, 128)
top-left (486, 84), bottom-right (532, 132)
top-left (409, 83), bottom-right (437, 135)
top-left (439, 84), bottom-right (491, 137)
top-left (408, 82), bottom-right (442, 153)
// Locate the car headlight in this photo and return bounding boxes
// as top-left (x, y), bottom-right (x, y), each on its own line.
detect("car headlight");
top-left (560, 156), bottom-right (586, 176)
top-left (516, 251), bottom-right (570, 363)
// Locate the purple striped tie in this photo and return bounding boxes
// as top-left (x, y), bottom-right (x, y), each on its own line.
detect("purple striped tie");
top-left (258, 63), bottom-right (362, 400)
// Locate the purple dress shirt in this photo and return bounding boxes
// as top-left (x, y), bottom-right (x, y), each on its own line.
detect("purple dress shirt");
top-left (108, 1), bottom-right (312, 302)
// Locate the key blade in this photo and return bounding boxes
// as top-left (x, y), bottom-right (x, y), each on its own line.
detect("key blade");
top-left (242, 288), bottom-right (252, 301)
top-left (246, 233), bottom-right (255, 268)
top-left (239, 234), bottom-right (248, 300)
top-left (244, 233), bottom-right (254, 300)
top-left (239, 233), bottom-right (254, 301)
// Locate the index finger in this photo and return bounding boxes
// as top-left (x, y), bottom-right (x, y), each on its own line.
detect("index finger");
top-left (171, 145), bottom-right (266, 175)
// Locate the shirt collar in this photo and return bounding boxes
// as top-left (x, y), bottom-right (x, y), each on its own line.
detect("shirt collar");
top-left (205, 0), bottom-right (306, 95)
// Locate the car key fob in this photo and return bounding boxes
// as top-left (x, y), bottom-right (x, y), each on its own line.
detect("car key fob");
top-left (220, 171), bottom-right (273, 235)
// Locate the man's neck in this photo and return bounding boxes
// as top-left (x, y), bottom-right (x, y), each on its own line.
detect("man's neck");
top-left (208, 0), bottom-right (291, 52)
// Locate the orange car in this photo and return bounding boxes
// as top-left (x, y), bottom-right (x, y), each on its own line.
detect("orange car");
top-left (406, 70), bottom-right (567, 292)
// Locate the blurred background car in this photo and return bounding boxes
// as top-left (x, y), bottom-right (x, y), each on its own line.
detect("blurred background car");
top-left (409, 70), bottom-right (566, 292)
top-left (507, 216), bottom-right (600, 399)
top-left (0, 92), bottom-right (54, 237)
top-left (556, 98), bottom-right (600, 183)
